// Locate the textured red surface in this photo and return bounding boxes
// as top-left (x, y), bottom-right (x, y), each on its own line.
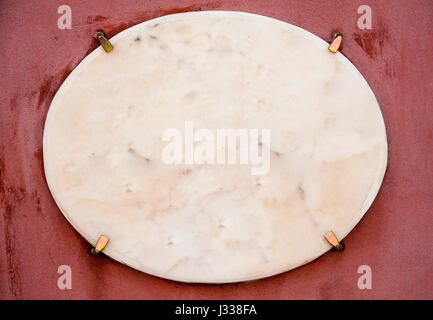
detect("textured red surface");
top-left (1, 0), bottom-right (432, 300)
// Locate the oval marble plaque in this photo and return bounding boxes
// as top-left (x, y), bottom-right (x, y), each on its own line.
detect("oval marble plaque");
top-left (43, 11), bottom-right (387, 283)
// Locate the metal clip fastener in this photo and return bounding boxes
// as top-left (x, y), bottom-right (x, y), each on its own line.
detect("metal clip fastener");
top-left (90, 235), bottom-right (109, 256)
top-left (94, 30), bottom-right (113, 53)
top-left (328, 33), bottom-right (343, 53)
top-left (325, 231), bottom-right (344, 252)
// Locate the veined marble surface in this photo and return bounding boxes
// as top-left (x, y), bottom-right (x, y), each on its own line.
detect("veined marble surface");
top-left (43, 11), bottom-right (387, 283)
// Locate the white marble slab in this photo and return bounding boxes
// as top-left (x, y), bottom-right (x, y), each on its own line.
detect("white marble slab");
top-left (43, 11), bottom-right (387, 283)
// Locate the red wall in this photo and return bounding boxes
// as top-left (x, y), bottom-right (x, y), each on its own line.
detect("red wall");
top-left (1, 0), bottom-right (432, 299)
